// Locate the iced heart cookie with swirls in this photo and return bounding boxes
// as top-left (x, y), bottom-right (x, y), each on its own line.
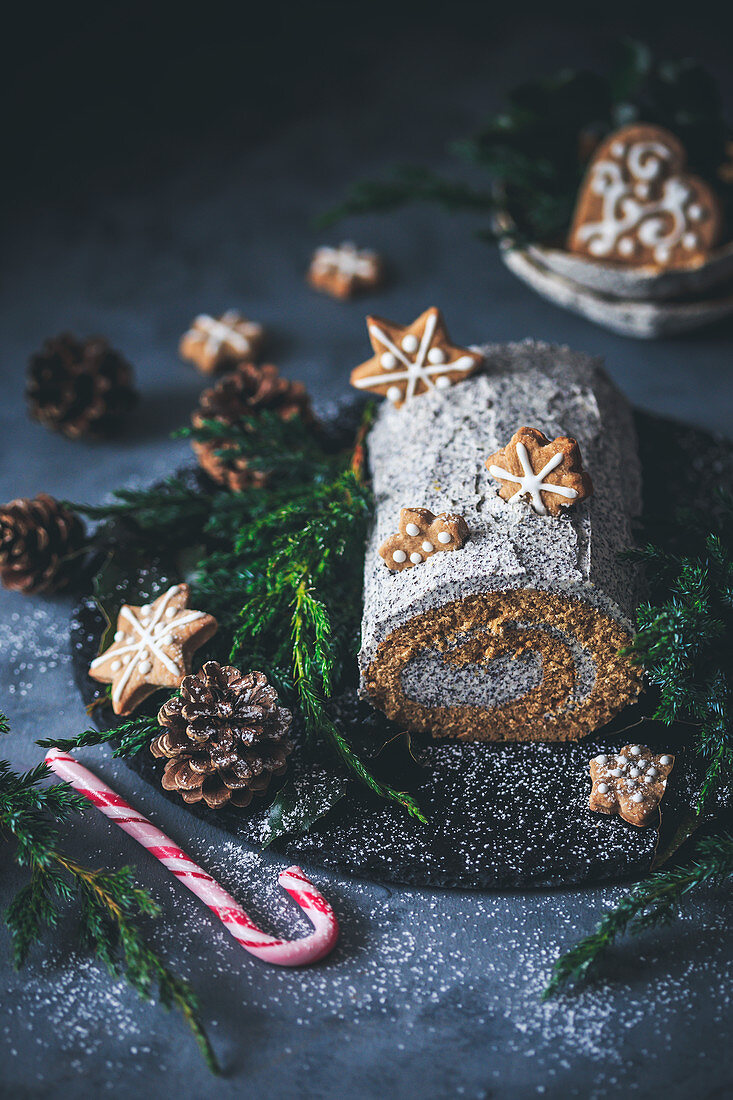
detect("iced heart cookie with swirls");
top-left (567, 123), bottom-right (722, 269)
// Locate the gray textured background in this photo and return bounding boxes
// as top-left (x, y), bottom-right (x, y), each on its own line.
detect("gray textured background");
top-left (2, 11), bottom-right (733, 1099)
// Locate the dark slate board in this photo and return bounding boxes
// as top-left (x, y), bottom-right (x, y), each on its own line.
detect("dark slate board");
top-left (70, 408), bottom-right (733, 890)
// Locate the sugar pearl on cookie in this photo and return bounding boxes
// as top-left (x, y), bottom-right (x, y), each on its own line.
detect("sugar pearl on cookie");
top-left (597, 783), bottom-right (609, 794)
top-left (659, 755), bottom-right (673, 765)
top-left (392, 550), bottom-right (407, 563)
top-left (422, 541), bottom-right (434, 553)
top-left (165, 607), bottom-right (176, 619)
top-left (435, 376), bottom-right (452, 390)
top-left (647, 767), bottom-right (658, 778)
top-left (401, 334), bottom-right (419, 353)
top-left (611, 140), bottom-right (626, 157)
top-left (629, 746), bottom-right (641, 756)
top-left (138, 660), bottom-right (152, 675)
top-left (629, 767), bottom-right (641, 777)
top-left (409, 552), bottom-right (422, 564)
top-left (594, 755), bottom-right (609, 765)
top-left (381, 352), bottom-right (397, 369)
top-left (141, 605), bottom-right (151, 615)
top-left (437, 531), bottom-right (451, 544)
top-left (386, 386), bottom-right (402, 403)
top-left (632, 792), bottom-right (645, 803)
top-left (114, 631), bottom-right (125, 642)
top-left (111, 660), bottom-right (121, 671)
top-left (428, 347), bottom-right (446, 364)
top-left (405, 523), bottom-right (420, 536)
top-left (611, 768), bottom-right (623, 777)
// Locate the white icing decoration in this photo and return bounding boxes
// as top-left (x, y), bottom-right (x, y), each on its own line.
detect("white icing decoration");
top-left (644, 775), bottom-right (654, 783)
top-left (381, 352), bottom-right (397, 369)
top-left (594, 754), bottom-right (608, 765)
top-left (352, 311), bottom-right (479, 404)
top-left (88, 586), bottom-right (204, 706)
top-left (409, 552), bottom-right (423, 564)
top-left (647, 767), bottom-right (658, 778)
top-left (629, 745), bottom-right (641, 755)
top-left (401, 334), bottom-right (419, 353)
top-left (427, 347), bottom-right (446, 364)
top-left (141, 605), bottom-right (152, 615)
top-left (111, 660), bottom-right (121, 672)
top-left (632, 792), bottom-right (645, 803)
top-left (435, 376), bottom-right (451, 391)
top-left (659, 755), bottom-right (673, 765)
top-left (405, 523), bottom-right (420, 536)
top-left (597, 782), bottom-right (609, 794)
top-left (489, 443), bottom-right (578, 516)
top-left (162, 635), bottom-right (173, 646)
top-left (629, 767), bottom-right (641, 777)
top-left (393, 550), bottom-right (407, 563)
top-left (577, 138), bottom-right (709, 263)
top-left (386, 386), bottom-right (402, 404)
top-left (312, 242), bottom-right (378, 280)
top-left (437, 531), bottom-right (451, 544)
top-left (611, 768), bottom-right (623, 777)
top-left (421, 541), bottom-right (434, 553)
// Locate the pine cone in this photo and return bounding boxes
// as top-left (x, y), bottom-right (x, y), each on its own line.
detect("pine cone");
top-left (27, 333), bottom-right (138, 439)
top-left (191, 362), bottom-right (311, 491)
top-left (151, 661), bottom-right (293, 810)
top-left (0, 494), bottom-right (85, 594)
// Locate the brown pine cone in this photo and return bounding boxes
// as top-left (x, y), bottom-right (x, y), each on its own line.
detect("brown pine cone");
top-left (0, 494), bottom-right (85, 594)
top-left (27, 333), bottom-right (138, 439)
top-left (151, 661), bottom-right (293, 810)
top-left (191, 362), bottom-right (311, 491)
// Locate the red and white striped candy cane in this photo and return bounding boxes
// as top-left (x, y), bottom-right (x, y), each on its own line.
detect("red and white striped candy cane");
top-left (45, 749), bottom-right (339, 966)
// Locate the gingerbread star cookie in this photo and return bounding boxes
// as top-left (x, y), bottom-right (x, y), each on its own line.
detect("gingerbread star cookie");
top-left (88, 584), bottom-right (218, 715)
top-left (589, 744), bottom-right (675, 827)
top-left (379, 508), bottom-right (469, 572)
top-left (180, 311), bottom-right (264, 374)
top-left (486, 427), bottom-right (593, 517)
top-left (308, 242), bottom-right (383, 299)
top-left (350, 307), bottom-right (483, 407)
top-left (568, 123), bottom-right (722, 269)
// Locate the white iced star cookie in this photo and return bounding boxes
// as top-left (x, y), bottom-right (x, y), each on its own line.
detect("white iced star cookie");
top-left (88, 584), bottom-right (218, 715)
top-left (350, 307), bottom-right (483, 407)
top-left (485, 426), bottom-right (593, 518)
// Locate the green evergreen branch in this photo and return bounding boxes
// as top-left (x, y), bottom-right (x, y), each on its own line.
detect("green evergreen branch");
top-left (323, 43), bottom-right (733, 245)
top-left (626, 506), bottom-right (733, 812)
top-left (38, 715), bottom-right (160, 758)
top-left (543, 832), bottom-right (733, 998)
top-left (0, 733), bottom-right (219, 1073)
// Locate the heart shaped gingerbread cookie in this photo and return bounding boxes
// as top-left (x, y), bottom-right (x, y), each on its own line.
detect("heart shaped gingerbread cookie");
top-left (567, 123), bottom-right (722, 269)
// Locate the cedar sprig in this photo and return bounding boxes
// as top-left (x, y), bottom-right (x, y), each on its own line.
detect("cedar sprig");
top-left (543, 831), bottom-right (733, 998)
top-left (228, 466), bottom-right (425, 821)
top-left (38, 714), bottom-right (160, 758)
top-left (626, 508), bottom-right (733, 811)
top-left (323, 41), bottom-right (733, 245)
top-left (0, 726), bottom-right (218, 1071)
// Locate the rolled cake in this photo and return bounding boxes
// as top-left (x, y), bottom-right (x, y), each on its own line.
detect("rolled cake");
top-left (359, 340), bottom-right (644, 741)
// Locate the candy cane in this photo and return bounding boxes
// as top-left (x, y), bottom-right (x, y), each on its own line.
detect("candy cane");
top-left (45, 749), bottom-right (339, 966)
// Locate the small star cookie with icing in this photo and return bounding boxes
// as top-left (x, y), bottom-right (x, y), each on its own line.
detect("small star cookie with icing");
top-left (180, 311), bottom-right (264, 374)
top-left (88, 584), bottom-right (218, 715)
top-left (379, 507), bottom-right (469, 572)
top-left (485, 426), bottom-right (593, 517)
top-left (308, 242), bottom-right (383, 299)
top-left (350, 307), bottom-right (483, 407)
top-left (589, 744), bottom-right (675, 827)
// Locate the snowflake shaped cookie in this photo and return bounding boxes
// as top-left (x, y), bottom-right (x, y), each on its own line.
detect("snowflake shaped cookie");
top-left (568, 123), bottom-right (721, 269)
top-left (180, 311), bottom-right (264, 374)
top-left (308, 241), bottom-right (383, 299)
top-left (88, 584), bottom-right (218, 715)
top-left (589, 744), bottom-right (675, 827)
top-left (485, 427), bottom-right (593, 517)
top-left (379, 507), bottom-right (469, 572)
top-left (350, 307), bottom-right (483, 407)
